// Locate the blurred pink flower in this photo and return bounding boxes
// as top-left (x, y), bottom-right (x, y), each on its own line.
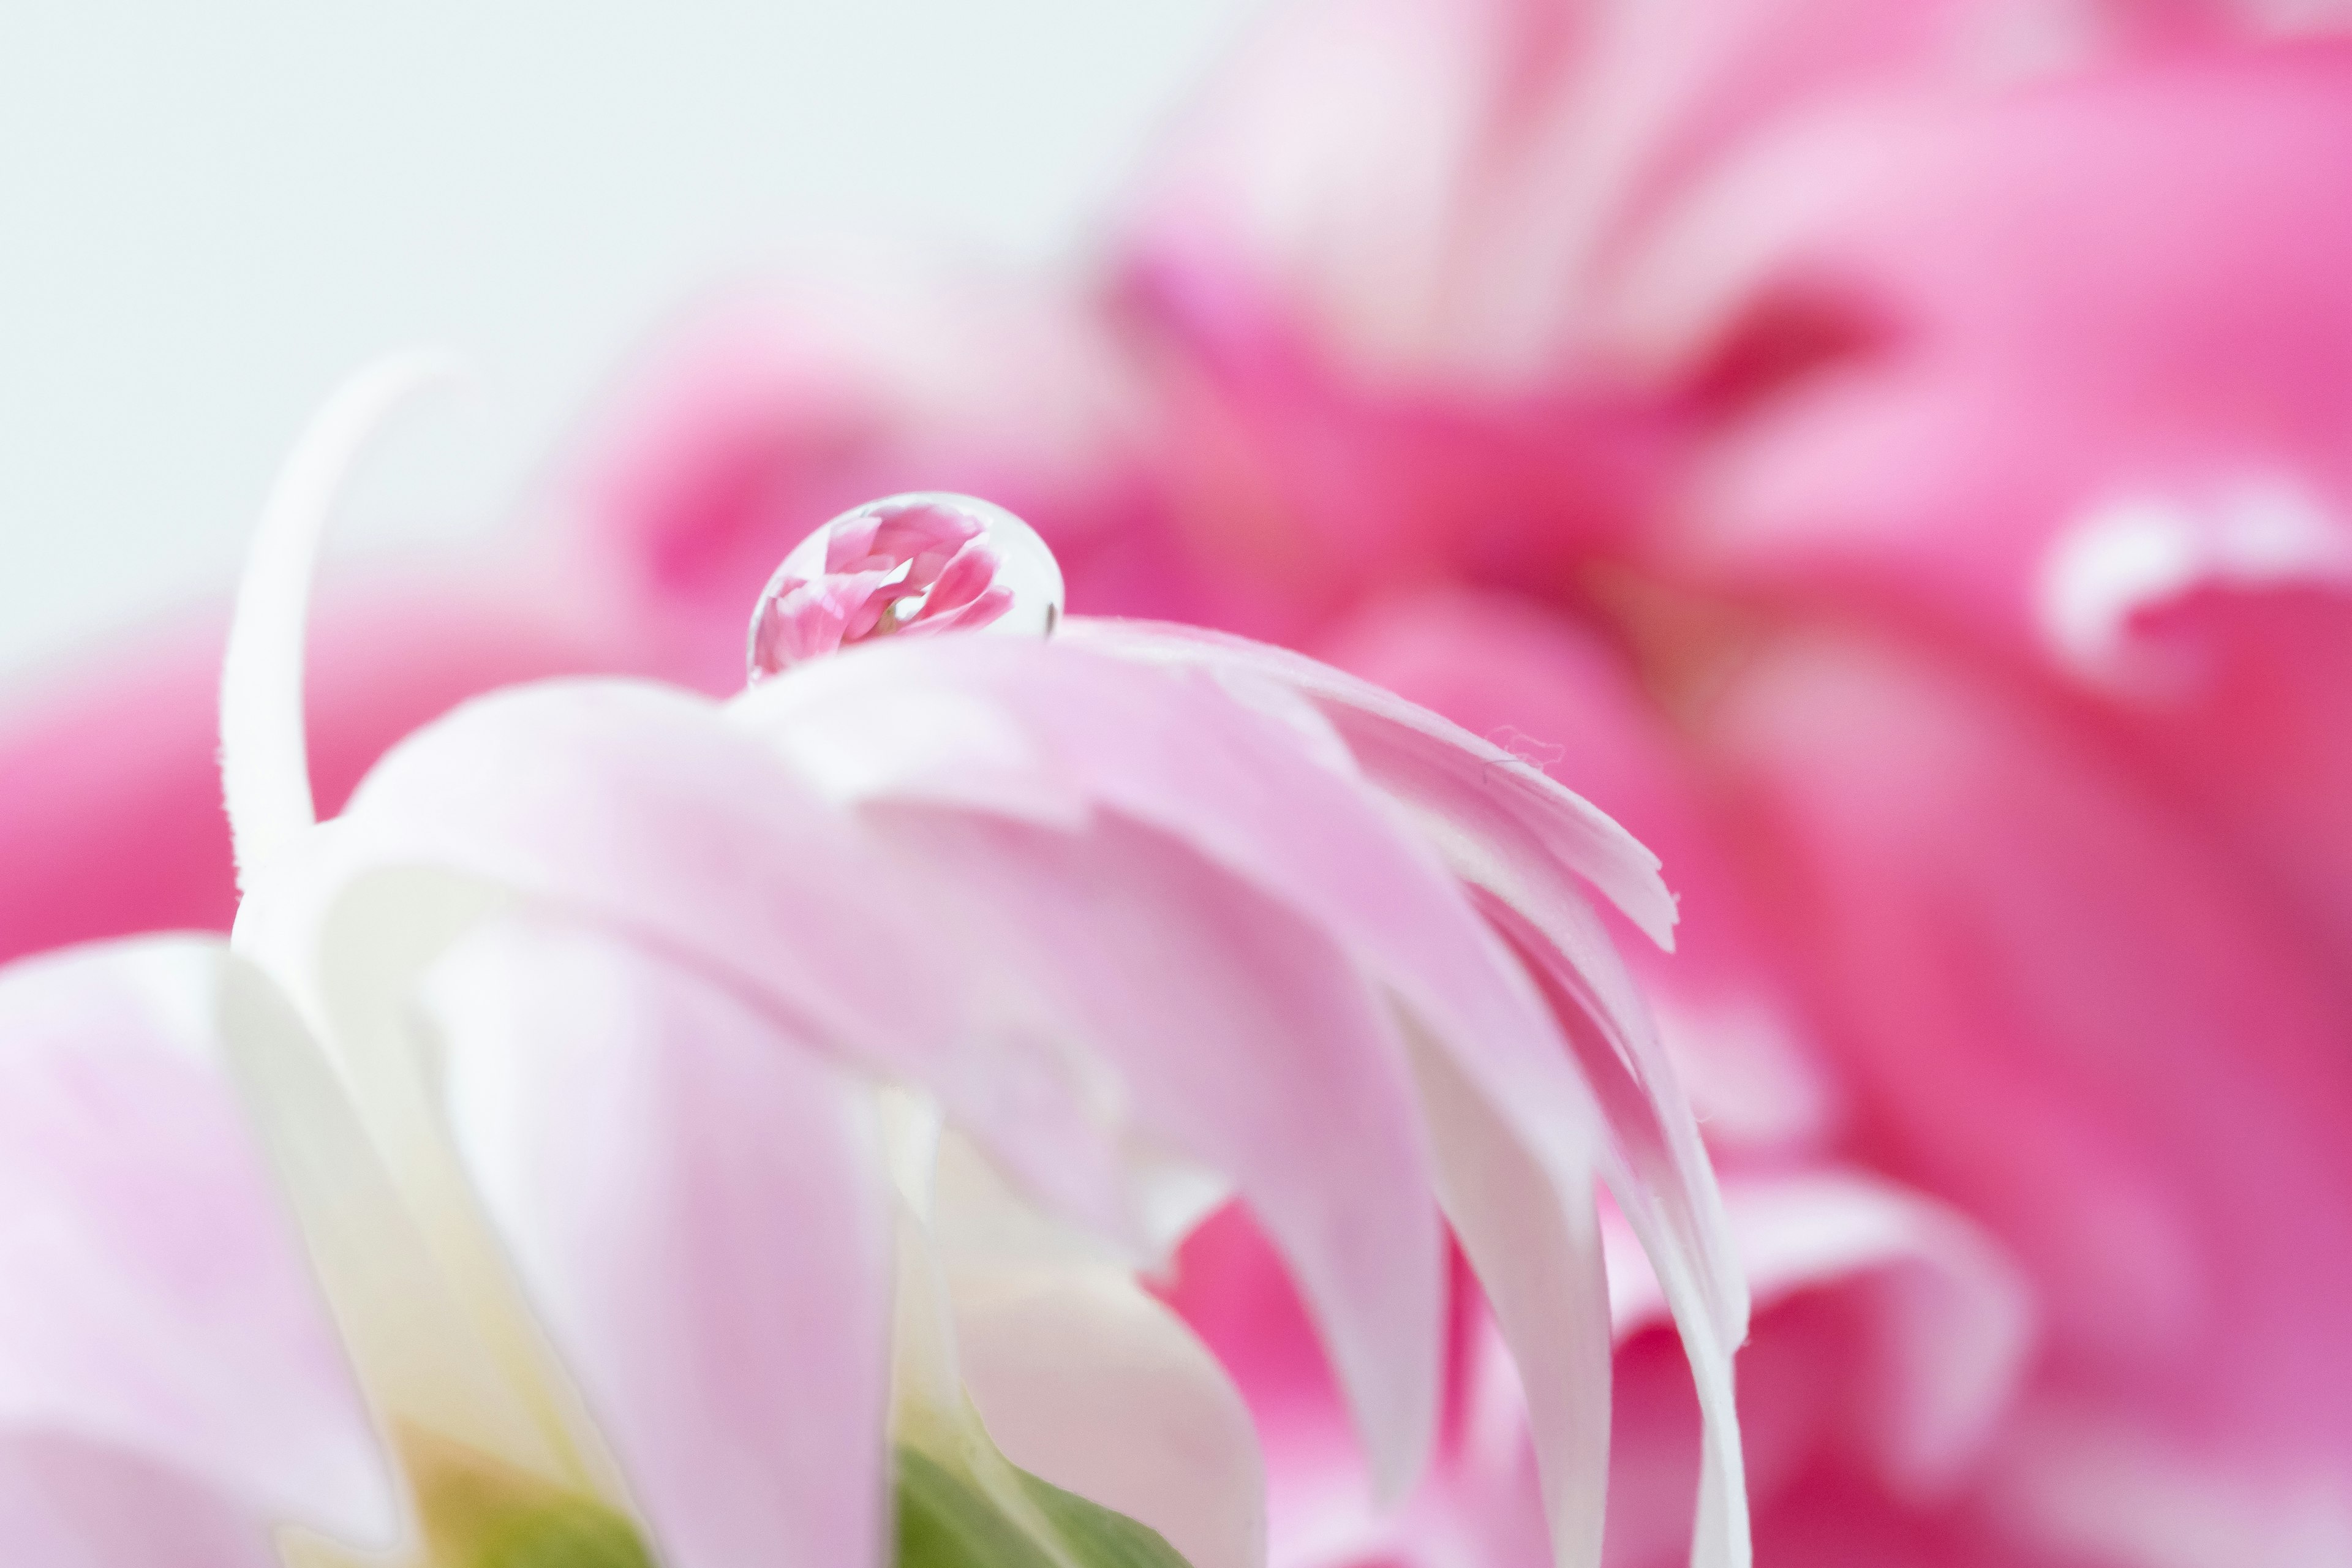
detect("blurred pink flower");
top-left (1, 393), bottom-right (1751, 1567)
top-left (1105, 4), bottom-right (2352, 1566)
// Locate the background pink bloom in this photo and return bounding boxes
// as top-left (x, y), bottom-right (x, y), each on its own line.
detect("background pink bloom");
top-left (0, 575), bottom-right (612, 966)
top-left (1105, 3), bottom-right (2352, 1564)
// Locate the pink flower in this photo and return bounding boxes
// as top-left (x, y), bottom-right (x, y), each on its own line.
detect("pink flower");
top-left (0, 372), bottom-right (1751, 1567)
top-left (1100, 3), bottom-right (2352, 1565)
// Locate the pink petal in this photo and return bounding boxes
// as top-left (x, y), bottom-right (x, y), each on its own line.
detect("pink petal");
top-left (0, 1434), bottom-right (279, 1568)
top-left (746, 627), bottom-right (1740, 1553)
top-left (1713, 632), bottom-right (2352, 1477)
top-left (0, 576), bottom-right (612, 967)
top-left (917, 540), bottom-right (1005, 619)
top-left (274, 677), bottom-right (1126, 1239)
top-left (1317, 589), bottom-right (1839, 1152)
top-left (1609, 1170), bottom-right (2033, 1502)
top-left (428, 919), bottom-right (894, 1568)
top-left (1064, 619), bottom-right (1676, 943)
top-left (880, 806), bottom-right (1444, 1504)
top-left (0, 938), bottom-right (391, 1548)
top-left (1638, 45), bottom-right (2352, 664)
top-left (906, 584), bottom-right (1017, 637)
top-left (1065, 620), bottom-right (1744, 1342)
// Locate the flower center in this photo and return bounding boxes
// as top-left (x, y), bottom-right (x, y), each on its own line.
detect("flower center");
top-left (746, 493), bottom-right (1066, 682)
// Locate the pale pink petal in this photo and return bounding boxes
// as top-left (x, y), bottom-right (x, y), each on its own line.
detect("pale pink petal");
top-left (952, 1267), bottom-right (1267, 1568)
top-left (1062, 619), bottom-right (1675, 943)
top-left (253, 677), bottom-right (1126, 1240)
top-left (0, 1434), bottom-right (280, 1568)
top-left (0, 938), bottom-right (391, 1548)
top-left (745, 628), bottom-right (1740, 1550)
top-left (215, 948), bottom-right (595, 1494)
top-left (1406, 1029), bottom-right (1615, 1568)
top-left (428, 919), bottom-right (894, 1568)
top-left (1062, 620), bottom-right (1746, 1352)
top-left (1317, 590), bottom-right (1838, 1152)
top-left (880, 806), bottom-right (1444, 1503)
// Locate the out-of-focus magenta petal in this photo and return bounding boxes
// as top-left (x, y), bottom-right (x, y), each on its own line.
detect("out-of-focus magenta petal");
top-left (1712, 634), bottom-right (2352, 1493)
top-left (1637, 45), bottom-right (2352, 652)
top-left (428, 919), bottom-right (893, 1568)
top-left (0, 575), bottom-right (614, 967)
top-left (2111, 587), bottom-right (2352, 974)
top-left (0, 938), bottom-right (392, 1550)
top-left (1610, 1172), bottom-right (2033, 1503)
top-left (1156, 1204), bottom-right (1374, 1565)
top-left (878, 806), bottom-right (1445, 1502)
top-left (1597, 1170), bottom-right (2035, 1568)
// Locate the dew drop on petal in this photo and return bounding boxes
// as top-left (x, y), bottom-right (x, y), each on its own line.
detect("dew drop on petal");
top-left (747, 492), bottom-right (1066, 683)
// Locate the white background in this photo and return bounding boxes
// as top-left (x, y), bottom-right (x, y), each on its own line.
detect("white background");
top-left (0, 1), bottom-right (1255, 684)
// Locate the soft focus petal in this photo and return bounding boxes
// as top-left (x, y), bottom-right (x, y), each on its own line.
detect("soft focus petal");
top-left (880, 805), bottom-right (1444, 1504)
top-left (0, 937), bottom-right (391, 1549)
top-left (0, 1435), bottom-right (281, 1568)
top-left (214, 943), bottom-right (597, 1498)
top-left (1711, 632), bottom-right (2352, 1515)
top-left (1611, 1172), bottom-right (2033, 1502)
top-left (1638, 45), bottom-right (2352, 654)
top-left (429, 919), bottom-right (894, 1568)
top-left (952, 1265), bottom-right (1266, 1568)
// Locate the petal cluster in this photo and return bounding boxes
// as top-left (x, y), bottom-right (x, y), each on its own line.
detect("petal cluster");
top-left (1, 421), bottom-right (1749, 1568)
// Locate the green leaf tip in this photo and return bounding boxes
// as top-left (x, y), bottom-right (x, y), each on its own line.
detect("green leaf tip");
top-left (894, 1446), bottom-right (1194, 1568)
top-left (458, 1495), bottom-right (656, 1568)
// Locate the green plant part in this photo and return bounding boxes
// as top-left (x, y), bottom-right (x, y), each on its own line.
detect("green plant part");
top-left (407, 1432), bottom-right (655, 1568)
top-left (894, 1447), bottom-right (1193, 1568)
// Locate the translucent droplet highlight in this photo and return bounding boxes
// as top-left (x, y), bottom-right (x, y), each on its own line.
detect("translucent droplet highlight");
top-left (747, 493), bottom-right (1066, 683)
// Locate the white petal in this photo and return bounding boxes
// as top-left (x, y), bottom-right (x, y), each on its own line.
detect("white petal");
top-left (219, 350), bottom-right (466, 892)
top-left (1406, 1026), bottom-right (1613, 1568)
top-left (431, 919), bottom-right (895, 1568)
top-left (953, 1267), bottom-right (1267, 1568)
top-left (214, 949), bottom-right (590, 1496)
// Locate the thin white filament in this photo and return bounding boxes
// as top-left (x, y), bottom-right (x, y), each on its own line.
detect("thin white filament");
top-left (220, 349), bottom-right (469, 892)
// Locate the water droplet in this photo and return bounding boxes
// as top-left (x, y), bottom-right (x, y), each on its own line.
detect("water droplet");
top-left (747, 492), bottom-right (1065, 683)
